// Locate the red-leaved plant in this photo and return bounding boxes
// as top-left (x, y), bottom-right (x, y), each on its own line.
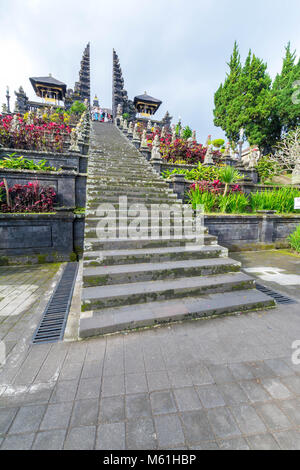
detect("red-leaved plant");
top-left (0, 181), bottom-right (56, 213)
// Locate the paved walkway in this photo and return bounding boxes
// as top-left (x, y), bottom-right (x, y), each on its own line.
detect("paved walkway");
top-left (0, 251), bottom-right (300, 450)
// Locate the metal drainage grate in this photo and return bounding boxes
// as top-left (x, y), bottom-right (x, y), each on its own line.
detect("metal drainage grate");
top-left (32, 262), bottom-right (79, 344)
top-left (255, 283), bottom-right (297, 305)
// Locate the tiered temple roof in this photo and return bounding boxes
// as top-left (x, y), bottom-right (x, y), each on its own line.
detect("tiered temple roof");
top-left (74, 43), bottom-right (90, 105)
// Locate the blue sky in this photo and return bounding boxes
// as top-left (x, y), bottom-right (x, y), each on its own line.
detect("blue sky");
top-left (0, 0), bottom-right (299, 143)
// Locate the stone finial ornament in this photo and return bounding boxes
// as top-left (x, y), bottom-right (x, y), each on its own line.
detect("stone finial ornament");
top-left (70, 128), bottom-right (80, 152)
top-left (192, 130), bottom-right (196, 142)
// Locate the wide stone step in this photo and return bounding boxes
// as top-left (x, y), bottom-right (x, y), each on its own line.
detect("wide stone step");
top-left (79, 289), bottom-right (275, 337)
top-left (86, 187), bottom-right (174, 197)
top-left (81, 271), bottom-right (256, 311)
top-left (87, 178), bottom-right (168, 188)
top-left (84, 226), bottom-right (206, 239)
top-left (83, 244), bottom-right (227, 266)
top-left (86, 195), bottom-right (179, 205)
top-left (84, 234), bottom-right (218, 250)
top-left (84, 217), bottom-right (206, 229)
top-left (83, 258), bottom-right (241, 287)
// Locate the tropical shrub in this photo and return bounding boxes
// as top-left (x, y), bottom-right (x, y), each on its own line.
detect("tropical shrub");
top-left (0, 155), bottom-right (56, 171)
top-left (162, 162), bottom-right (220, 181)
top-left (288, 225), bottom-right (300, 253)
top-left (256, 156), bottom-right (280, 183)
top-left (250, 188), bottom-right (300, 213)
top-left (218, 166), bottom-right (243, 195)
top-left (182, 126), bottom-right (193, 140)
top-left (0, 114), bottom-right (71, 152)
top-left (0, 180), bottom-right (56, 213)
top-left (188, 184), bottom-right (248, 213)
top-left (70, 101), bottom-right (86, 116)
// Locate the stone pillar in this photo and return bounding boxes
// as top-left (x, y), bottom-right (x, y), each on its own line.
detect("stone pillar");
top-left (259, 213), bottom-right (276, 243)
top-left (141, 149), bottom-right (151, 161)
top-left (171, 174), bottom-right (185, 200)
top-left (151, 156), bottom-right (162, 175)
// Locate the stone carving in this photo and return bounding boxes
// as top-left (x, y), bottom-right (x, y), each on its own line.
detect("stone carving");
top-left (161, 126), bottom-right (166, 138)
top-left (70, 128), bottom-right (80, 152)
top-left (123, 119), bottom-right (128, 131)
top-left (242, 147), bottom-right (260, 169)
top-left (133, 123), bottom-right (140, 141)
top-left (14, 86), bottom-right (29, 114)
top-left (204, 145), bottom-right (214, 165)
top-left (171, 126), bottom-right (176, 144)
top-left (187, 137), bottom-right (193, 148)
top-left (2, 104), bottom-right (7, 113)
top-left (151, 135), bottom-right (161, 160)
top-left (192, 130), bottom-right (196, 142)
top-left (10, 115), bottom-right (20, 132)
top-left (161, 110), bottom-right (172, 127)
top-left (128, 121), bottom-right (133, 135)
top-left (147, 120), bottom-right (152, 131)
top-left (140, 129), bottom-right (148, 149)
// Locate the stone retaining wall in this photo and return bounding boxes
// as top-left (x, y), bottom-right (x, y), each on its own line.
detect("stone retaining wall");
top-left (0, 168), bottom-right (87, 208)
top-left (204, 214), bottom-right (300, 250)
top-left (0, 148), bottom-right (88, 173)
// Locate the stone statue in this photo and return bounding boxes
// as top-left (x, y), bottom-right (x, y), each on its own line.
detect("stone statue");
top-left (192, 130), bottom-right (196, 142)
top-left (133, 123), bottom-right (140, 141)
top-left (69, 128), bottom-right (80, 152)
top-left (2, 104), bottom-right (7, 113)
top-left (147, 120), bottom-right (152, 131)
top-left (128, 121), bottom-right (133, 135)
top-left (123, 119), bottom-right (128, 131)
top-left (204, 145), bottom-right (214, 165)
top-left (161, 126), bottom-right (166, 138)
top-left (10, 115), bottom-right (20, 132)
top-left (140, 129), bottom-right (148, 149)
top-left (242, 146), bottom-right (260, 169)
top-left (171, 126), bottom-right (176, 144)
top-left (187, 137), bottom-right (193, 148)
top-left (151, 135), bottom-right (161, 160)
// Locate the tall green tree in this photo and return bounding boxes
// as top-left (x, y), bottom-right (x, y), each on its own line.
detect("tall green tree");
top-left (272, 42), bottom-right (300, 134)
top-left (214, 43), bottom-right (277, 151)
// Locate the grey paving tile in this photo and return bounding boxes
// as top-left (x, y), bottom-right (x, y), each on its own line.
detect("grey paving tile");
top-left (126, 418), bottom-right (157, 450)
top-left (150, 391), bottom-right (177, 415)
top-left (247, 361), bottom-right (275, 379)
top-left (101, 375), bottom-right (125, 397)
top-left (154, 414), bottom-right (185, 448)
top-left (218, 437), bottom-right (250, 450)
top-left (126, 393), bottom-right (152, 420)
top-left (167, 368), bottom-right (193, 388)
top-left (0, 407), bottom-right (18, 434)
top-left (239, 379), bottom-right (271, 403)
top-left (9, 404), bottom-right (46, 434)
top-left (261, 378), bottom-right (292, 400)
top-left (64, 426), bottom-right (96, 450)
top-left (181, 410), bottom-right (215, 444)
top-left (146, 371), bottom-right (170, 392)
top-left (255, 402), bottom-right (292, 431)
top-left (265, 358), bottom-right (295, 377)
top-left (273, 430), bottom-right (300, 450)
top-left (218, 382), bottom-right (249, 405)
top-left (229, 362), bottom-right (255, 381)
top-left (1, 432), bottom-right (35, 450)
top-left (96, 422), bottom-right (125, 450)
top-left (207, 407), bottom-right (241, 439)
top-left (230, 404), bottom-right (267, 434)
top-left (189, 441), bottom-right (219, 450)
top-left (279, 398), bottom-right (300, 426)
top-left (188, 364), bottom-right (214, 385)
top-left (59, 361), bottom-right (83, 381)
top-left (281, 375), bottom-right (300, 395)
top-left (76, 377), bottom-right (101, 400)
top-left (81, 360), bottom-right (103, 379)
top-left (173, 387), bottom-right (202, 412)
top-left (125, 373), bottom-right (148, 394)
top-left (32, 430), bottom-right (66, 450)
top-left (50, 380), bottom-right (78, 403)
top-left (40, 402), bottom-right (73, 430)
top-left (208, 364), bottom-right (235, 384)
top-left (99, 396), bottom-right (125, 423)
top-left (247, 433), bottom-right (280, 450)
top-left (70, 399), bottom-right (99, 427)
top-left (196, 384), bottom-right (226, 408)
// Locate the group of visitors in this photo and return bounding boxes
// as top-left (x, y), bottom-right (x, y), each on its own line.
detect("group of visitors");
top-left (91, 107), bottom-right (112, 122)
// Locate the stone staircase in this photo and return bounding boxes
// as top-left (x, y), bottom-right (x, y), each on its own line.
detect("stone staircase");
top-left (79, 123), bottom-right (274, 338)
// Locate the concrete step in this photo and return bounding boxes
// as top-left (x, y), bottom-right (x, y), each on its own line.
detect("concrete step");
top-left (83, 244), bottom-right (227, 266)
top-left (79, 289), bottom-right (275, 337)
top-left (86, 195), bottom-right (179, 206)
top-left (84, 217), bottom-right (206, 229)
top-left (87, 178), bottom-right (168, 188)
top-left (84, 234), bottom-right (218, 251)
top-left (82, 258), bottom-right (241, 287)
top-left (84, 226), bottom-right (206, 239)
top-left (86, 187), bottom-right (175, 197)
top-left (81, 271), bottom-right (256, 311)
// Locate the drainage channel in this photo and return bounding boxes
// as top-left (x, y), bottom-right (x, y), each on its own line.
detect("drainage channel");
top-left (32, 262), bottom-right (79, 344)
top-left (256, 283), bottom-right (297, 304)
